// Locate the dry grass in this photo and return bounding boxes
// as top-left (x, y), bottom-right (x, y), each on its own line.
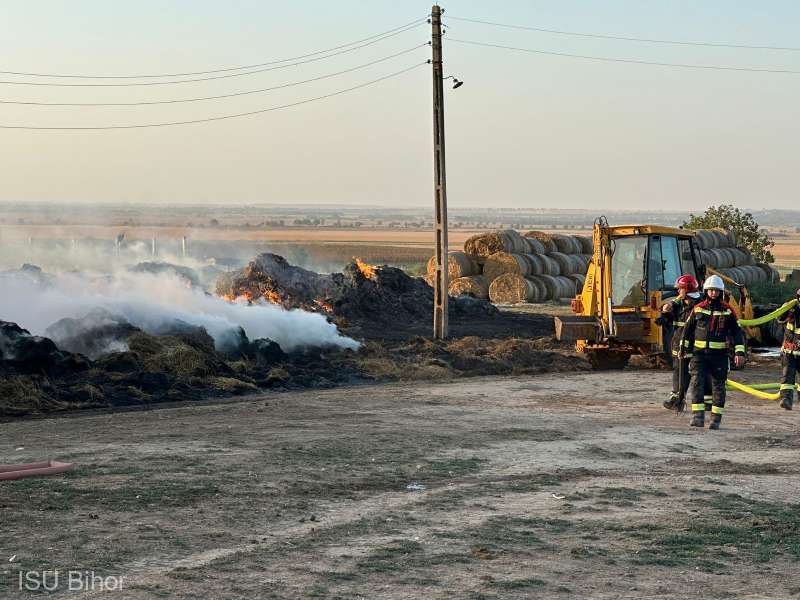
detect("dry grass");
top-left (0, 376), bottom-right (56, 416)
top-left (357, 357), bottom-right (404, 379)
top-left (209, 377), bottom-right (259, 394)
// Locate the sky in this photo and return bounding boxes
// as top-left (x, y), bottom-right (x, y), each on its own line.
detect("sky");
top-left (1, 1), bottom-right (799, 210)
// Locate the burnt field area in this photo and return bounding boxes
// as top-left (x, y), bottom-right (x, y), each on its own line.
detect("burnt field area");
top-left (2, 364), bottom-right (799, 598)
top-left (0, 255), bottom-right (578, 419)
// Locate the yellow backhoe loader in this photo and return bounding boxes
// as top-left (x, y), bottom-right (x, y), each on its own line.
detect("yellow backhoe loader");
top-left (554, 217), bottom-right (757, 369)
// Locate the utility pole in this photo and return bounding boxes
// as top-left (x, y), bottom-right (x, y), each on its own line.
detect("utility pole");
top-left (431, 4), bottom-right (449, 339)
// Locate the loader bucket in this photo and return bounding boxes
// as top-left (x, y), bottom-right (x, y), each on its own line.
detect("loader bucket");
top-left (554, 316), bottom-right (599, 342)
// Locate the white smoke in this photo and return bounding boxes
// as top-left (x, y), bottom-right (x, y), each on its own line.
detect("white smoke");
top-left (0, 269), bottom-right (360, 353)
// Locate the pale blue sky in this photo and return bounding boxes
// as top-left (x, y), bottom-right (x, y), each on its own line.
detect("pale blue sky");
top-left (1, 1), bottom-right (798, 209)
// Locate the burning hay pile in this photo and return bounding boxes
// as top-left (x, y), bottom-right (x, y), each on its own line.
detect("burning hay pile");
top-left (0, 255), bottom-right (576, 418)
top-left (217, 253), bottom-right (500, 340)
top-left (426, 229), bottom-right (593, 304)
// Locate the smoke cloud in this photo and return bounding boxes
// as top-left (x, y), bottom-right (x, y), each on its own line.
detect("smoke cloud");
top-left (0, 268), bottom-right (359, 353)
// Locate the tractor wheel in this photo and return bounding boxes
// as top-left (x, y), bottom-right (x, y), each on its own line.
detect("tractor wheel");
top-left (587, 350), bottom-right (631, 371)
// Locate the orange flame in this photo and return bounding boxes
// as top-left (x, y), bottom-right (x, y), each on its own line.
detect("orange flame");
top-left (314, 299), bottom-right (334, 313)
top-left (222, 290), bottom-right (262, 304)
top-left (355, 258), bottom-right (377, 280)
top-left (264, 290), bottom-right (282, 305)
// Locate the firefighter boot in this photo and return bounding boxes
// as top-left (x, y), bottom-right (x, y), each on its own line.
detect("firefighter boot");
top-left (709, 415), bottom-right (722, 430)
top-left (779, 388), bottom-right (793, 411)
top-left (689, 412), bottom-right (704, 428)
top-left (663, 393), bottom-right (679, 411)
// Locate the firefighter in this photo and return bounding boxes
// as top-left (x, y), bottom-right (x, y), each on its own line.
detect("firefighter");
top-left (777, 288), bottom-right (800, 410)
top-left (659, 274), bottom-right (701, 411)
top-left (681, 274), bottom-right (746, 430)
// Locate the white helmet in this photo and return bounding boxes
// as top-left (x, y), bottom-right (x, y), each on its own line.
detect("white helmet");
top-left (703, 274), bottom-right (725, 292)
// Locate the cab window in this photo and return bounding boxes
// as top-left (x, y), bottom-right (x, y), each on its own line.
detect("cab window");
top-left (611, 236), bottom-right (647, 306)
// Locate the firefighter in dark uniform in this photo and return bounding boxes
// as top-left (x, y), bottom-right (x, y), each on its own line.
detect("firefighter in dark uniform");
top-left (777, 288), bottom-right (800, 410)
top-left (681, 275), bottom-right (746, 430)
top-left (660, 274), bottom-right (702, 411)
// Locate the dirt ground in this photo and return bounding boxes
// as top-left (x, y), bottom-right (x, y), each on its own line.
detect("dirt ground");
top-left (1, 360), bottom-right (799, 599)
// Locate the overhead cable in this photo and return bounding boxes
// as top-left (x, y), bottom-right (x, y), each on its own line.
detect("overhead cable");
top-left (0, 44), bottom-right (429, 106)
top-left (0, 23), bottom-right (424, 87)
top-left (446, 15), bottom-right (800, 52)
top-left (0, 17), bottom-right (428, 79)
top-left (0, 62), bottom-right (426, 130)
top-left (448, 38), bottom-right (800, 74)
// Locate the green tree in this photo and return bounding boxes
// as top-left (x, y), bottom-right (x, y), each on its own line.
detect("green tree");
top-left (683, 204), bottom-right (774, 263)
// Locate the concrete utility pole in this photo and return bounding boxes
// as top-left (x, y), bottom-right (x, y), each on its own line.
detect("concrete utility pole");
top-left (431, 4), bottom-right (449, 339)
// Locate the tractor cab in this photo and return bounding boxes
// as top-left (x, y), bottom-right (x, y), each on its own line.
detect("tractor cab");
top-left (610, 232), bottom-right (700, 308)
top-left (556, 220), bottom-right (701, 369)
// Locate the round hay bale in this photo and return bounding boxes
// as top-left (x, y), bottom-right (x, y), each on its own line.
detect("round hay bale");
top-left (567, 273), bottom-right (586, 293)
top-left (530, 276), bottom-right (548, 302)
top-left (537, 254), bottom-right (560, 276)
top-left (524, 236), bottom-right (546, 254)
top-left (695, 230), bottom-right (718, 249)
top-left (726, 230), bottom-right (738, 247)
top-left (711, 228), bottom-right (733, 248)
top-left (551, 234), bottom-right (579, 254)
top-left (750, 265), bottom-right (768, 283)
top-left (694, 230), bottom-right (709, 249)
top-left (699, 249), bottom-right (715, 267)
top-left (714, 248), bottom-right (735, 269)
top-left (577, 236), bottom-right (594, 254)
top-left (448, 275), bottom-right (489, 299)
top-left (569, 254), bottom-right (587, 274)
top-left (575, 254), bottom-right (592, 272)
top-left (426, 251), bottom-right (480, 279)
top-left (728, 247), bottom-right (753, 267)
top-left (731, 266), bottom-right (748, 285)
top-left (555, 276), bottom-right (578, 298)
top-left (754, 263), bottom-right (779, 283)
top-left (524, 231), bottom-right (557, 253)
top-left (523, 253), bottom-right (545, 275)
top-left (548, 251), bottom-right (573, 275)
top-left (464, 230), bottom-right (527, 257)
top-left (482, 252), bottom-right (530, 281)
top-left (535, 274), bottom-right (562, 300)
top-left (489, 273), bottom-right (536, 304)
top-left (720, 267), bottom-right (740, 284)
top-left (723, 248), bottom-right (740, 268)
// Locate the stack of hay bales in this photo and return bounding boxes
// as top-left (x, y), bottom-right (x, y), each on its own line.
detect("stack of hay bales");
top-left (425, 229), bottom-right (592, 304)
top-left (693, 228), bottom-right (779, 284)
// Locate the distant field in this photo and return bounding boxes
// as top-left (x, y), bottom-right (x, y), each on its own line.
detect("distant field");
top-left (4, 224), bottom-right (799, 273)
top-left (1, 225), bottom-right (594, 247)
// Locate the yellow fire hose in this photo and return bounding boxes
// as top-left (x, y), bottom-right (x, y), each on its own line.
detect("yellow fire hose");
top-left (737, 298), bottom-right (798, 327)
top-left (726, 380), bottom-right (800, 401)
top-left (723, 299), bottom-right (798, 400)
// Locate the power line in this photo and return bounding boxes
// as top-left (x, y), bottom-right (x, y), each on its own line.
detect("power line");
top-left (0, 44), bottom-right (428, 106)
top-left (0, 17), bottom-right (428, 79)
top-left (0, 23), bottom-right (424, 87)
top-left (448, 38), bottom-right (800, 74)
top-left (446, 15), bottom-right (800, 52)
top-left (0, 62), bottom-right (426, 130)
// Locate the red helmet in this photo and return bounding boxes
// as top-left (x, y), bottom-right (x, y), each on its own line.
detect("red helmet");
top-left (675, 275), bottom-right (699, 291)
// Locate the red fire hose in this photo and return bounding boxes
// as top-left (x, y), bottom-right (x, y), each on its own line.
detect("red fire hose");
top-left (0, 461), bottom-right (75, 481)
